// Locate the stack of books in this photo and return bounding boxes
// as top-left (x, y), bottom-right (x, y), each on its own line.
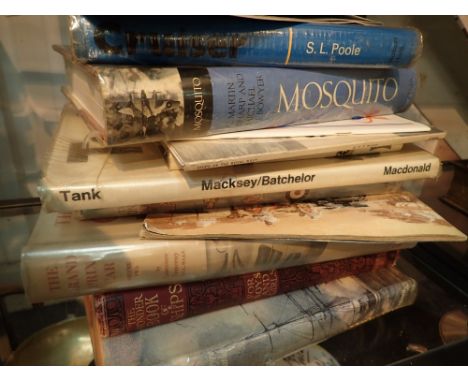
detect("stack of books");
top-left (21, 16), bottom-right (466, 365)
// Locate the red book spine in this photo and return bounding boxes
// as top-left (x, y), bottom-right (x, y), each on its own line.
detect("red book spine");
top-left (93, 251), bottom-right (398, 337)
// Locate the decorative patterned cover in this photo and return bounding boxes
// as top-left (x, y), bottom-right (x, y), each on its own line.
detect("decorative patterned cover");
top-left (93, 251), bottom-right (398, 336)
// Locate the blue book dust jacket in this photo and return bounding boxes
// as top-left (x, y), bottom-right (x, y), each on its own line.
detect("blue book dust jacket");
top-left (90, 65), bottom-right (417, 142)
top-left (70, 16), bottom-right (422, 68)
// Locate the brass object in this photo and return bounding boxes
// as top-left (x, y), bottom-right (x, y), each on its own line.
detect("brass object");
top-left (439, 309), bottom-right (468, 345)
top-left (406, 343), bottom-right (428, 354)
top-left (6, 317), bottom-right (93, 366)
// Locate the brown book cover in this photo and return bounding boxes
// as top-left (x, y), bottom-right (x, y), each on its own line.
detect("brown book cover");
top-left (93, 251), bottom-right (398, 337)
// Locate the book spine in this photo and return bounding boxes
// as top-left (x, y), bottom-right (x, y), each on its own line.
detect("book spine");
top-left (98, 66), bottom-right (417, 142)
top-left (40, 150), bottom-right (439, 212)
top-left (168, 268), bottom-right (418, 365)
top-left (70, 16), bottom-right (422, 68)
top-left (22, 238), bottom-right (409, 303)
top-left (168, 143), bottom-right (405, 171)
top-left (93, 251), bottom-right (398, 337)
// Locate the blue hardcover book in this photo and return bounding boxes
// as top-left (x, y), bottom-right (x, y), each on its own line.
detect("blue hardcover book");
top-left (57, 46), bottom-right (417, 144)
top-left (70, 16), bottom-right (422, 68)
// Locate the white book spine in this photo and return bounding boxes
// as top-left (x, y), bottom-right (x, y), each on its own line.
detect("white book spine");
top-left (40, 150), bottom-right (440, 212)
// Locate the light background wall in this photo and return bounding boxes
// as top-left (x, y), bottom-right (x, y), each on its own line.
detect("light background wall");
top-left (0, 16), bottom-right (68, 278)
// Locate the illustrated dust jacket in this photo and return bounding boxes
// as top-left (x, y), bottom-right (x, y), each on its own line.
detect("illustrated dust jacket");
top-left (143, 192), bottom-right (467, 242)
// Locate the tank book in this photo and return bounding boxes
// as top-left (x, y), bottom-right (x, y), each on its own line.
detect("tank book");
top-left (142, 192), bottom-right (467, 243)
top-left (69, 16), bottom-right (422, 68)
top-left (164, 123), bottom-right (445, 171)
top-left (93, 251), bottom-right (398, 336)
top-left (56, 45), bottom-right (417, 143)
top-left (21, 208), bottom-right (411, 303)
top-left (84, 267), bottom-right (418, 365)
top-left (39, 105), bottom-right (440, 213)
